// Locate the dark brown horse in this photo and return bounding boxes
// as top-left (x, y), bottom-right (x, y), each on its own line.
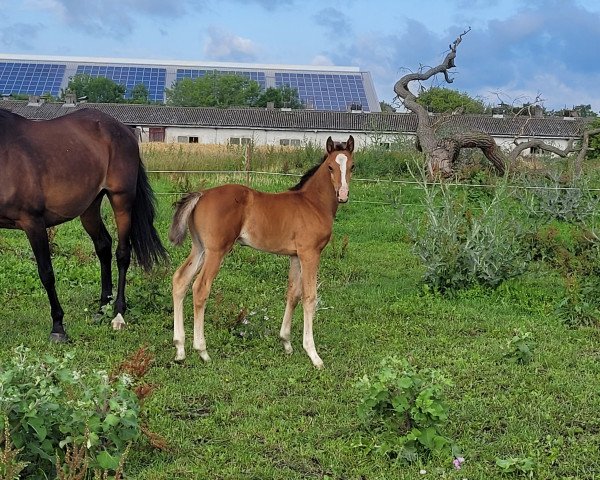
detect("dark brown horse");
top-left (0, 108), bottom-right (166, 341)
top-left (169, 136), bottom-right (354, 368)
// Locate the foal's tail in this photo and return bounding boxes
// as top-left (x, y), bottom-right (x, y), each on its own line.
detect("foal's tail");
top-left (131, 164), bottom-right (168, 271)
top-left (169, 192), bottom-right (203, 246)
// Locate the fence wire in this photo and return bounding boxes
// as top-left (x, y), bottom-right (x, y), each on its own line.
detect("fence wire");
top-left (147, 169), bottom-right (600, 208)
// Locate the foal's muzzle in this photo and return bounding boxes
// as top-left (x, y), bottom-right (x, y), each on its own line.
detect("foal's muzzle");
top-left (337, 187), bottom-right (349, 203)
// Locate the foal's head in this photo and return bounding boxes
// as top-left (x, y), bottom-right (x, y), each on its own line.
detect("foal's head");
top-left (324, 135), bottom-right (355, 203)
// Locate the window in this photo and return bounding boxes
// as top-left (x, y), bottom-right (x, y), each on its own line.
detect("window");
top-left (280, 139), bottom-right (301, 147)
top-left (177, 136), bottom-right (199, 143)
top-left (230, 137), bottom-right (251, 145)
top-left (149, 127), bottom-right (165, 142)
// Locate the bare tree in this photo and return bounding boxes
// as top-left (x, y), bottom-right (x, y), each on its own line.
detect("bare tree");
top-left (393, 29), bottom-right (599, 178)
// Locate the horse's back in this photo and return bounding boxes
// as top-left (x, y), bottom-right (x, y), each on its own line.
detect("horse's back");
top-left (0, 108), bottom-right (141, 228)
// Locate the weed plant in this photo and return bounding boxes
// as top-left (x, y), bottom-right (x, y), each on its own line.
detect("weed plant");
top-left (515, 162), bottom-right (600, 224)
top-left (355, 357), bottom-right (456, 464)
top-left (412, 175), bottom-right (529, 292)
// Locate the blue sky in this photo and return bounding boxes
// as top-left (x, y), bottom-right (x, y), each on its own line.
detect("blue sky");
top-left (1, 0), bottom-right (599, 112)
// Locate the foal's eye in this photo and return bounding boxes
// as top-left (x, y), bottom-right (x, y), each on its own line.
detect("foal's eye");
top-left (350, 164), bottom-right (355, 172)
top-left (328, 165), bottom-right (334, 172)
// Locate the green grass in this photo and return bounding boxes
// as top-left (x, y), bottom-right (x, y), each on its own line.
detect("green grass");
top-left (1, 166), bottom-right (600, 479)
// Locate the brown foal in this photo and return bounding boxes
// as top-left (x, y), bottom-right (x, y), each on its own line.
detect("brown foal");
top-left (169, 135), bottom-right (355, 368)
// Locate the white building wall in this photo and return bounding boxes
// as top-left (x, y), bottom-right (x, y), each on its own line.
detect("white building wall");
top-left (161, 126), bottom-right (393, 149)
top-left (140, 125), bottom-right (571, 154)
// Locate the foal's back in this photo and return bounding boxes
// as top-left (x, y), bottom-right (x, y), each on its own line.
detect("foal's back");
top-left (189, 183), bottom-right (333, 256)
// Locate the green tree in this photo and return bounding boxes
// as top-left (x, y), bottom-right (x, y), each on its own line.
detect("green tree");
top-left (416, 86), bottom-right (487, 114)
top-left (130, 83), bottom-right (150, 104)
top-left (573, 104), bottom-right (598, 117)
top-left (255, 85), bottom-right (303, 109)
top-left (166, 73), bottom-right (262, 107)
top-left (379, 100), bottom-right (397, 113)
top-left (586, 118), bottom-right (600, 160)
top-left (64, 74), bottom-right (126, 103)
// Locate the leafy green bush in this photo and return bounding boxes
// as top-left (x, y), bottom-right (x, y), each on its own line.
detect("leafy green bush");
top-left (0, 346), bottom-right (144, 479)
top-left (412, 179), bottom-right (529, 292)
top-left (356, 134), bottom-right (421, 178)
top-left (354, 357), bottom-right (456, 463)
top-left (1, 423), bottom-right (28, 480)
top-left (503, 329), bottom-right (535, 365)
top-left (517, 168), bottom-right (600, 224)
top-left (555, 275), bottom-right (600, 327)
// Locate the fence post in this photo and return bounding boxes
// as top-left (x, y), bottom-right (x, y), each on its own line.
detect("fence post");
top-left (245, 144), bottom-right (252, 185)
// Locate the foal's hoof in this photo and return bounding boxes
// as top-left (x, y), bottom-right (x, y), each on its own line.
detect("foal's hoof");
top-left (49, 332), bottom-right (69, 343)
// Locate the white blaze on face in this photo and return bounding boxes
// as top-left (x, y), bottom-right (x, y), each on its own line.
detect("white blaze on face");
top-left (335, 154), bottom-right (349, 201)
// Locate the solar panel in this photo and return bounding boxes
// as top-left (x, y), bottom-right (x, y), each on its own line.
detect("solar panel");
top-left (275, 73), bottom-right (370, 111)
top-left (176, 69), bottom-right (266, 90)
top-left (0, 62), bottom-right (66, 96)
top-left (0, 55), bottom-right (379, 111)
top-left (76, 65), bottom-right (167, 102)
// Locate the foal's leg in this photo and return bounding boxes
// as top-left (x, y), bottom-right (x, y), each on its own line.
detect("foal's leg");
top-left (172, 243), bottom-right (205, 361)
top-left (191, 249), bottom-right (225, 362)
top-left (22, 220), bottom-right (66, 341)
top-left (107, 193), bottom-right (133, 330)
top-left (298, 251), bottom-right (324, 369)
top-left (80, 196), bottom-right (113, 312)
top-left (280, 255), bottom-right (302, 355)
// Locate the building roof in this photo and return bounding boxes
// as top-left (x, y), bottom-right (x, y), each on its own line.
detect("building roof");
top-left (0, 99), bottom-right (588, 139)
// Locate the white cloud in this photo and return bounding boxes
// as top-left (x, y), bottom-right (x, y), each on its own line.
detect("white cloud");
top-left (203, 27), bottom-right (259, 62)
top-left (311, 54), bottom-right (334, 66)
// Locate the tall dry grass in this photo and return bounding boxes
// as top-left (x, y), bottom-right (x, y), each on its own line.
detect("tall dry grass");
top-left (140, 143), bottom-right (321, 174)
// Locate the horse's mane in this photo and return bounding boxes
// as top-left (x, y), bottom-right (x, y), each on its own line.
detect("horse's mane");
top-left (289, 141), bottom-right (347, 191)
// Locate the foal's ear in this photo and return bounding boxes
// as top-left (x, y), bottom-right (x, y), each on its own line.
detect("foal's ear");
top-left (346, 135), bottom-right (354, 153)
top-left (326, 136), bottom-right (334, 154)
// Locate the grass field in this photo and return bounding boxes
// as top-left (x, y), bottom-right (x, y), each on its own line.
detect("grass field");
top-left (1, 147), bottom-right (600, 479)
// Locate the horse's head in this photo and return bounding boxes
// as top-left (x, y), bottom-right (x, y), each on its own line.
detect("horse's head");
top-left (324, 135), bottom-right (355, 203)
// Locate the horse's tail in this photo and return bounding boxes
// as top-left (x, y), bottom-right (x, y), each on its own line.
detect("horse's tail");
top-left (169, 192), bottom-right (203, 246)
top-left (130, 163), bottom-right (168, 271)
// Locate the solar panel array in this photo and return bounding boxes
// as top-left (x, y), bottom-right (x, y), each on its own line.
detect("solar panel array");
top-left (0, 62), bottom-right (66, 96)
top-left (1, 56), bottom-right (378, 111)
top-left (176, 69), bottom-right (266, 89)
top-left (275, 72), bottom-right (370, 111)
top-left (76, 65), bottom-right (167, 102)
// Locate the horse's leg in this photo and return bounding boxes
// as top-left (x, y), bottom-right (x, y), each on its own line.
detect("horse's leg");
top-left (108, 194), bottom-right (133, 330)
top-left (280, 255), bottom-right (302, 355)
top-left (172, 243), bottom-right (205, 361)
top-left (298, 251), bottom-right (324, 369)
top-left (23, 221), bottom-right (67, 341)
top-left (80, 196), bottom-right (113, 312)
top-left (191, 249), bottom-right (224, 362)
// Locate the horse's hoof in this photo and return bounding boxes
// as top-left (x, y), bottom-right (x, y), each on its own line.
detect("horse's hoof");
top-left (49, 332), bottom-right (69, 343)
top-left (111, 314), bottom-right (126, 330)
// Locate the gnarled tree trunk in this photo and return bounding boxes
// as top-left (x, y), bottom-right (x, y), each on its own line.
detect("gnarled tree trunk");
top-left (393, 30), bottom-right (598, 178)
